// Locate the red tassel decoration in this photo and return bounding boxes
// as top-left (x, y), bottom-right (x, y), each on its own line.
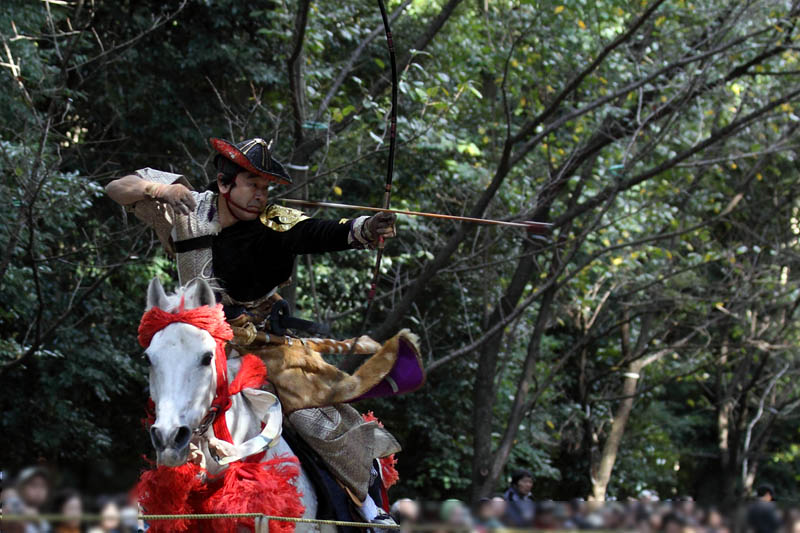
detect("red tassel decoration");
top-left (136, 463), bottom-right (205, 533)
top-left (202, 457), bottom-right (304, 533)
top-left (229, 355), bottom-right (268, 395)
top-left (361, 411), bottom-right (400, 489)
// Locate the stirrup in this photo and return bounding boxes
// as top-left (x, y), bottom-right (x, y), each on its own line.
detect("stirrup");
top-left (369, 512), bottom-right (397, 533)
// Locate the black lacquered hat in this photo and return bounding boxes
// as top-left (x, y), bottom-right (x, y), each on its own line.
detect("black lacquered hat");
top-left (210, 137), bottom-right (292, 184)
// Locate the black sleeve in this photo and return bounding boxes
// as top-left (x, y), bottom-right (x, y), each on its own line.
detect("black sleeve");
top-left (277, 218), bottom-right (354, 254)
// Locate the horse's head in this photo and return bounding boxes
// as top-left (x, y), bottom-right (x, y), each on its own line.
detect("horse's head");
top-left (143, 277), bottom-right (221, 467)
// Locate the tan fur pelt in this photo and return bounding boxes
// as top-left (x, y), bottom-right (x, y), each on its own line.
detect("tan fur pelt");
top-left (250, 330), bottom-right (420, 413)
top-left (302, 335), bottom-right (382, 355)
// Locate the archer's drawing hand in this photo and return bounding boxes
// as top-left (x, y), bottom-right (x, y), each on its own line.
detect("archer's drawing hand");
top-left (364, 211), bottom-right (397, 241)
top-left (156, 183), bottom-right (197, 215)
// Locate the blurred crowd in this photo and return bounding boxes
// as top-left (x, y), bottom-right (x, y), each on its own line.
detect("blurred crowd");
top-left (387, 470), bottom-right (794, 533)
top-left (0, 465), bottom-right (793, 533)
top-left (1, 466), bottom-right (140, 533)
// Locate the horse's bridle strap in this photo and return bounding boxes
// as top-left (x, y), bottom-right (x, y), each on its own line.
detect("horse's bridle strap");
top-left (194, 405), bottom-right (219, 436)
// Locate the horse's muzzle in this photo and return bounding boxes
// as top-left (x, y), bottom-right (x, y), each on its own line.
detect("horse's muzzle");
top-left (151, 425), bottom-right (192, 465)
top-left (156, 446), bottom-right (190, 467)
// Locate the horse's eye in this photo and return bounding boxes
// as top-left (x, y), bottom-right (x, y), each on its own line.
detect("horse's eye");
top-left (201, 352), bottom-right (213, 366)
top-left (143, 353), bottom-right (152, 367)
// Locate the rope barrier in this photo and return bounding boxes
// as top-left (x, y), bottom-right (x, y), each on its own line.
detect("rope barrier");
top-left (0, 512), bottom-right (399, 529)
top-left (144, 512), bottom-right (403, 529)
top-left (1, 513), bottom-right (636, 533)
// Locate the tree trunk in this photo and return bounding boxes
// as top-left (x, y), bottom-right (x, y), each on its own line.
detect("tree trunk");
top-left (470, 240), bottom-right (537, 503)
top-left (590, 360), bottom-right (643, 500)
top-left (590, 316), bottom-right (636, 501)
top-left (474, 285), bottom-right (558, 499)
top-left (590, 314), bottom-right (670, 500)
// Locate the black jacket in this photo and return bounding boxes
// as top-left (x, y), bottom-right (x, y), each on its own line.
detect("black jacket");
top-left (212, 217), bottom-right (351, 302)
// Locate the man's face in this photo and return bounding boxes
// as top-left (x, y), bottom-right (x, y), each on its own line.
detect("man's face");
top-left (219, 171), bottom-right (271, 219)
top-left (515, 475), bottom-right (533, 496)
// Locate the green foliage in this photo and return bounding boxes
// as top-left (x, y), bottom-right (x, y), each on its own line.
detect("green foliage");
top-left (3, 0), bottom-right (800, 504)
top-left (0, 138), bottom-right (161, 483)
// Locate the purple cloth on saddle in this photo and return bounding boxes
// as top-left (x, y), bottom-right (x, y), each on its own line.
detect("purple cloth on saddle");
top-left (351, 337), bottom-right (424, 401)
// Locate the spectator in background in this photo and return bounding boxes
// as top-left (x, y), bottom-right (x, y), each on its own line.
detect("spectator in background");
top-left (121, 492), bottom-right (143, 533)
top-left (601, 502), bottom-right (628, 531)
top-left (15, 466), bottom-right (52, 533)
top-left (439, 499), bottom-right (472, 531)
top-left (532, 500), bottom-right (561, 530)
top-left (701, 506), bottom-right (729, 533)
top-left (390, 498), bottom-right (419, 529)
top-left (747, 484), bottom-right (781, 533)
top-left (87, 499), bottom-right (120, 533)
top-left (118, 504), bottom-right (138, 533)
top-left (661, 512), bottom-right (687, 533)
top-left (563, 498), bottom-right (590, 530)
top-left (782, 507), bottom-right (800, 533)
top-left (502, 469), bottom-right (535, 527)
top-left (489, 494), bottom-right (506, 521)
top-left (474, 498), bottom-right (503, 531)
top-left (675, 495), bottom-right (699, 527)
top-left (51, 490), bottom-right (83, 533)
top-left (416, 500), bottom-right (443, 527)
top-left (2, 486), bottom-right (27, 533)
top-left (640, 507), bottom-right (662, 533)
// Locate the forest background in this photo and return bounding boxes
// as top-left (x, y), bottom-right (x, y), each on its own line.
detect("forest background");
top-left (2, 0), bottom-right (800, 507)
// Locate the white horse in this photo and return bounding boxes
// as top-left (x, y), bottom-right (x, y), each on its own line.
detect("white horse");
top-left (143, 277), bottom-right (333, 533)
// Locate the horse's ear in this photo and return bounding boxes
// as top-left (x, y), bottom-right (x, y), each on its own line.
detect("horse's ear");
top-left (146, 277), bottom-right (170, 310)
top-left (185, 278), bottom-right (216, 309)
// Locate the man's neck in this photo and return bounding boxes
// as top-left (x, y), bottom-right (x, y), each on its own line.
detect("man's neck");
top-left (217, 194), bottom-right (241, 228)
top-left (512, 487), bottom-right (530, 499)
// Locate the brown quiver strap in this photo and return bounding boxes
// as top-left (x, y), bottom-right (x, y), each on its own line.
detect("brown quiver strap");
top-left (230, 317), bottom-right (380, 353)
top-left (231, 324), bottom-right (296, 347)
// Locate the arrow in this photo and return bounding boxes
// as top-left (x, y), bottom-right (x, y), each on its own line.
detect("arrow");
top-left (275, 198), bottom-right (553, 233)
